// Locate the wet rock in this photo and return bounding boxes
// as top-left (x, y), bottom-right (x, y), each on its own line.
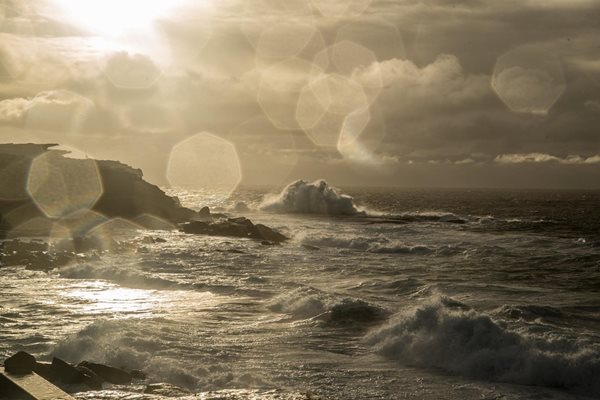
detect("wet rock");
top-left (78, 361), bottom-right (132, 384)
top-left (50, 358), bottom-right (77, 381)
top-left (144, 382), bottom-right (191, 396)
top-left (130, 369), bottom-right (147, 380)
top-left (254, 223), bottom-right (287, 243)
top-left (4, 351), bottom-right (36, 373)
top-left (0, 143), bottom-right (200, 240)
top-left (181, 217), bottom-right (287, 243)
top-left (198, 206), bottom-right (211, 219)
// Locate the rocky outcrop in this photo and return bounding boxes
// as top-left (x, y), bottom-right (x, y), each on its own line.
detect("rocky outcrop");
top-left (1, 352), bottom-right (188, 395)
top-left (181, 217), bottom-right (287, 243)
top-left (78, 361), bottom-right (131, 384)
top-left (0, 143), bottom-right (195, 238)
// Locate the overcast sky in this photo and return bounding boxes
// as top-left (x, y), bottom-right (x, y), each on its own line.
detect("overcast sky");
top-left (0, 0), bottom-right (599, 189)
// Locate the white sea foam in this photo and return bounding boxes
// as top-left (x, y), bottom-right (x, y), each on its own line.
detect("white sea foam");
top-left (366, 296), bottom-right (600, 396)
top-left (260, 180), bottom-right (362, 216)
top-left (296, 232), bottom-right (437, 255)
top-left (269, 287), bottom-right (388, 325)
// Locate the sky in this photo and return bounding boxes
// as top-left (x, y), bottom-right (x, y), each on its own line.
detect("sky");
top-left (0, 0), bottom-right (599, 189)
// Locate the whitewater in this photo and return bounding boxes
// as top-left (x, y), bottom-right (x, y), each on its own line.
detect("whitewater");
top-left (1, 181), bottom-right (600, 399)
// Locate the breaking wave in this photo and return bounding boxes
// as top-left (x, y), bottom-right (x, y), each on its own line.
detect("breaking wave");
top-left (52, 319), bottom-right (271, 391)
top-left (260, 180), bottom-right (363, 216)
top-left (366, 296), bottom-right (600, 396)
top-left (269, 287), bottom-right (388, 325)
top-left (296, 233), bottom-right (448, 255)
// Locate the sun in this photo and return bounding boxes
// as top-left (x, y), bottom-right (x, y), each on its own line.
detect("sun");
top-left (49, 0), bottom-right (182, 37)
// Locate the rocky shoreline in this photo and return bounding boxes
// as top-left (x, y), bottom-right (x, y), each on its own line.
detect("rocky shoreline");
top-left (1, 351), bottom-right (193, 397)
top-left (0, 143), bottom-right (287, 271)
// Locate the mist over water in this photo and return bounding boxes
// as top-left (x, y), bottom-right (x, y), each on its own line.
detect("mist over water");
top-left (2, 186), bottom-right (600, 399)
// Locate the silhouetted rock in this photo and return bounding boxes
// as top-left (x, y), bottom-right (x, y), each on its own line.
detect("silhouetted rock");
top-left (78, 361), bottom-right (131, 384)
top-left (198, 206), bottom-right (211, 219)
top-left (130, 369), bottom-right (147, 380)
top-left (0, 143), bottom-right (197, 238)
top-left (181, 217), bottom-right (287, 243)
top-left (52, 357), bottom-right (102, 390)
top-left (4, 351), bottom-right (36, 373)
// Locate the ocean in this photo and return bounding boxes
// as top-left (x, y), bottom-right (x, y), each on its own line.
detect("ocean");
top-left (1, 185), bottom-right (600, 399)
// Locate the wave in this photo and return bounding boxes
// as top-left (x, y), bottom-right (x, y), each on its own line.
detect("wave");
top-left (296, 233), bottom-right (446, 255)
top-left (57, 262), bottom-right (182, 290)
top-left (366, 296), bottom-right (600, 396)
top-left (260, 180), bottom-right (363, 216)
top-left (268, 287), bottom-right (388, 325)
top-left (52, 319), bottom-right (270, 391)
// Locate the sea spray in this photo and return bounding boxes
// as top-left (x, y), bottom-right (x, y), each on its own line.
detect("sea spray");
top-left (366, 295), bottom-right (600, 396)
top-left (260, 180), bottom-right (362, 216)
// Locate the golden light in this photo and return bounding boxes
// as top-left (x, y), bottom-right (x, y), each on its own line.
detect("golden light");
top-left (49, 0), bottom-right (184, 37)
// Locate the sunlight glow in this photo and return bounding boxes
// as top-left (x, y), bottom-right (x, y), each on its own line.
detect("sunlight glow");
top-left (50, 0), bottom-right (183, 37)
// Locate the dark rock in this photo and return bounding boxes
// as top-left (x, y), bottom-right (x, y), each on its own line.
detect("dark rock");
top-left (181, 217), bottom-right (287, 243)
top-left (144, 382), bottom-right (191, 396)
top-left (0, 144), bottom-right (200, 240)
top-left (4, 351), bottom-right (36, 373)
top-left (198, 206), bottom-right (211, 218)
top-left (130, 369), bottom-right (147, 380)
top-left (32, 361), bottom-right (58, 381)
top-left (74, 365), bottom-right (103, 390)
top-left (154, 237), bottom-right (167, 243)
top-left (78, 361), bottom-right (131, 384)
top-left (51, 357), bottom-right (83, 384)
top-left (261, 240), bottom-right (275, 246)
top-left (254, 224), bottom-right (287, 243)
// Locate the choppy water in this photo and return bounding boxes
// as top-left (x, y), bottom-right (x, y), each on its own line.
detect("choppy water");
top-left (1, 187), bottom-right (600, 399)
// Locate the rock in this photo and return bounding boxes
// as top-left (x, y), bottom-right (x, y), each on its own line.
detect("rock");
top-left (74, 365), bottom-right (103, 390)
top-left (181, 218), bottom-right (287, 243)
top-left (154, 237), bottom-right (167, 243)
top-left (130, 369), bottom-right (147, 380)
top-left (0, 143), bottom-right (200, 240)
top-left (51, 357), bottom-right (82, 383)
top-left (144, 382), bottom-right (191, 396)
top-left (4, 351), bottom-right (36, 373)
top-left (254, 224), bottom-right (287, 243)
top-left (198, 206), bottom-right (211, 218)
top-left (261, 240), bottom-right (275, 246)
top-left (78, 361), bottom-right (131, 384)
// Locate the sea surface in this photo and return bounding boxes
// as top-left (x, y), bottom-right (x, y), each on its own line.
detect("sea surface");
top-left (1, 186), bottom-right (600, 400)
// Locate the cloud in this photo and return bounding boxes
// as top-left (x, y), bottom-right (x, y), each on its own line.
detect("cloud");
top-left (495, 153), bottom-right (600, 164)
top-left (0, 97), bottom-right (28, 123)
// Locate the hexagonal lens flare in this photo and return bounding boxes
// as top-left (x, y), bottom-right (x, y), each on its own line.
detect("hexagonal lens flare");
top-left (258, 57), bottom-right (323, 130)
top-left (26, 148), bottom-right (103, 219)
top-left (167, 132), bottom-right (242, 201)
top-left (492, 46), bottom-right (566, 115)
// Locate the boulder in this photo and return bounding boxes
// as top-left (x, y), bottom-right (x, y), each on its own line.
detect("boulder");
top-left (78, 361), bottom-right (131, 384)
top-left (51, 357), bottom-right (102, 389)
top-left (181, 217), bottom-right (287, 243)
top-left (4, 351), bottom-right (36, 373)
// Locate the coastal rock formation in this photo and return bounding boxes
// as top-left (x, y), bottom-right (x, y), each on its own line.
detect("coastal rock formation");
top-left (0, 143), bottom-right (194, 237)
top-left (181, 217), bottom-right (287, 243)
top-left (0, 143), bottom-right (286, 266)
top-left (1, 351), bottom-right (193, 395)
